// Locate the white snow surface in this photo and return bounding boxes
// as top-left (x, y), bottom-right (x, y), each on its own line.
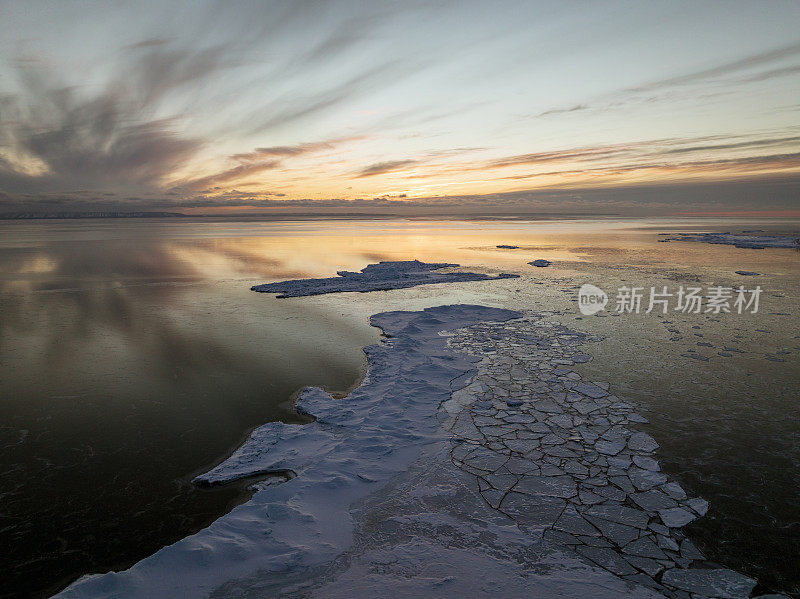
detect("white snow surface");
top-left (54, 305), bottom-right (672, 599)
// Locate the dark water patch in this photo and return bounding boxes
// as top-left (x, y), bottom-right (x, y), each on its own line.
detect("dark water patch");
top-left (0, 227), bottom-right (376, 598)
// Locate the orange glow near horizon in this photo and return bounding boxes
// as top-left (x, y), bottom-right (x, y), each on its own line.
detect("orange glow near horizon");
top-left (170, 150), bottom-right (800, 208)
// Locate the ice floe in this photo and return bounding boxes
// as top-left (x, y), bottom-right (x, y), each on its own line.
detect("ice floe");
top-left (251, 260), bottom-right (518, 297)
top-left (662, 232), bottom-right (800, 250)
top-left (529, 259), bottom-right (552, 267)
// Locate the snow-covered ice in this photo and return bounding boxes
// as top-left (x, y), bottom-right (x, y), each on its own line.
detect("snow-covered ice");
top-left (55, 303), bottom-right (764, 599)
top-left (251, 260), bottom-right (519, 297)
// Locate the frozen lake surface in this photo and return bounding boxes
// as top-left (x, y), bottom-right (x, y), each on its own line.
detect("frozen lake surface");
top-left (0, 217), bottom-right (798, 597)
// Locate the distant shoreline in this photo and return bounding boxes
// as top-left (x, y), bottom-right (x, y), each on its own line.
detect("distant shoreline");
top-left (0, 211), bottom-right (621, 221)
top-left (0, 211), bottom-right (187, 220)
top-left (5, 212), bottom-right (800, 223)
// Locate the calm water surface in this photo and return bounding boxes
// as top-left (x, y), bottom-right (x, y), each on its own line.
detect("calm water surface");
top-left (0, 217), bottom-right (797, 597)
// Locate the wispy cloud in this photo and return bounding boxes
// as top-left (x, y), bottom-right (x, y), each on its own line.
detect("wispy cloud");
top-left (246, 59), bottom-right (421, 136)
top-left (231, 136), bottom-right (364, 161)
top-left (172, 161), bottom-right (282, 192)
top-left (484, 146), bottom-right (630, 168)
top-left (535, 104), bottom-right (589, 117)
top-left (627, 40), bottom-right (800, 93)
top-left (529, 41), bottom-right (800, 126)
top-left (495, 152), bottom-right (800, 184)
top-left (355, 159), bottom-right (418, 178)
top-left (124, 38), bottom-right (170, 51)
top-left (662, 135), bottom-right (800, 155)
top-left (177, 136), bottom-right (364, 191)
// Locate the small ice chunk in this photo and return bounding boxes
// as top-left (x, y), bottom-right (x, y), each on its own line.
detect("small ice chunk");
top-left (572, 383), bottom-right (609, 399)
top-left (608, 455), bottom-right (632, 469)
top-left (662, 482), bottom-right (687, 500)
top-left (659, 507), bottom-right (697, 528)
top-left (629, 467), bottom-right (668, 491)
top-left (657, 534), bottom-right (679, 552)
top-left (629, 490), bottom-right (677, 512)
top-left (680, 538), bottom-right (705, 560)
top-left (632, 456), bottom-right (660, 471)
top-left (596, 439), bottom-right (626, 455)
top-left (687, 497), bottom-right (709, 516)
top-left (628, 432), bottom-right (659, 453)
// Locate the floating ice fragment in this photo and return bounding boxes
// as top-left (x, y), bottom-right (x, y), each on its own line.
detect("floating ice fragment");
top-left (662, 482), bottom-right (687, 500)
top-left (629, 468), bottom-right (668, 491)
top-left (628, 432), bottom-right (659, 453)
top-left (658, 507), bottom-right (697, 528)
top-left (680, 538), bottom-right (705, 560)
top-left (630, 490), bottom-right (677, 512)
top-left (687, 497), bottom-right (709, 516)
top-left (572, 383), bottom-right (609, 399)
top-left (632, 456), bottom-right (660, 471)
top-left (252, 260), bottom-right (519, 297)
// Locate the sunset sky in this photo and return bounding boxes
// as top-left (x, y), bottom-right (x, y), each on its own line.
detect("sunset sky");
top-left (1, 0), bottom-right (799, 215)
